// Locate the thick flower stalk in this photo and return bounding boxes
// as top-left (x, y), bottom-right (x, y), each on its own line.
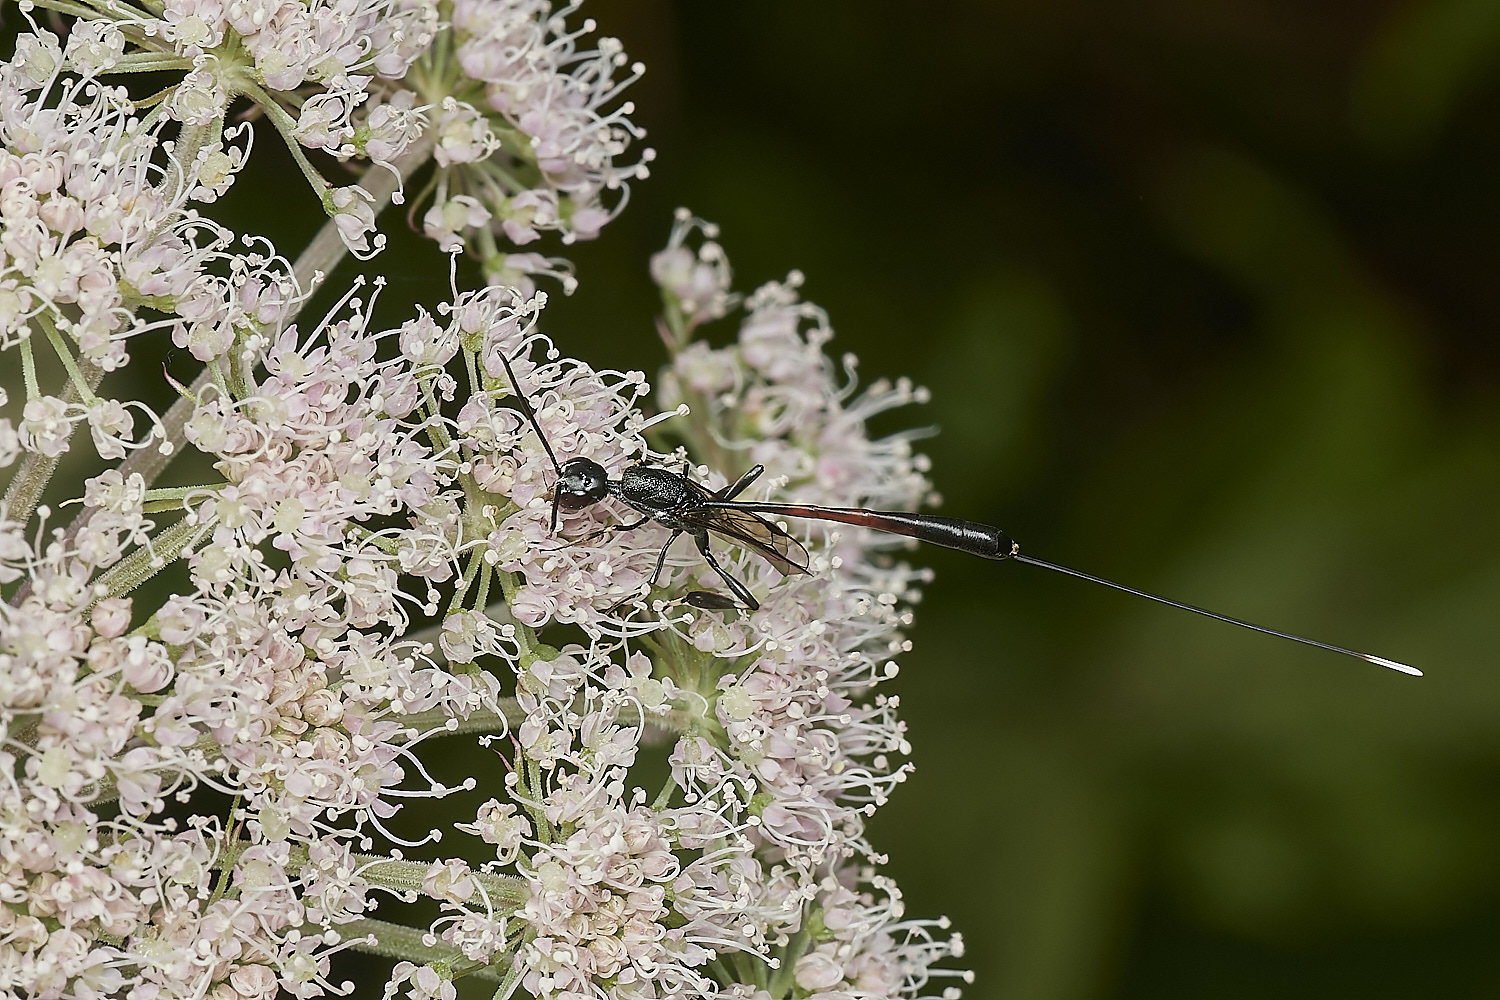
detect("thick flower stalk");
top-left (0, 11), bottom-right (966, 1000)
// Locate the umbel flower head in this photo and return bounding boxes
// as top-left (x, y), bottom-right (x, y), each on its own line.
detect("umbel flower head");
top-left (0, 18), bottom-right (965, 998)
top-left (411, 0), bottom-right (655, 287)
top-left (28, 0), bottom-right (648, 283)
top-left (0, 200), bottom-right (969, 999)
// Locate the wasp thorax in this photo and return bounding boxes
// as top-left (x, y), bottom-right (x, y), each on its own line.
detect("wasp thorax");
top-left (554, 458), bottom-right (610, 510)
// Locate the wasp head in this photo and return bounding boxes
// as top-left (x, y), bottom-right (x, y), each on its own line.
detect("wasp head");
top-left (553, 457), bottom-right (610, 512)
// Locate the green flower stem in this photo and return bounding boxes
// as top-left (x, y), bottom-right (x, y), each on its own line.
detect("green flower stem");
top-left (39, 314), bottom-right (100, 406)
top-left (346, 523), bottom-right (401, 556)
top-left (209, 795), bottom-right (244, 903)
top-left (206, 841), bottom-right (527, 908)
top-left (493, 573), bottom-right (546, 662)
top-left (472, 153), bottom-right (538, 200)
top-left (169, 120), bottom-right (211, 194)
top-left (488, 961), bottom-right (526, 1000)
top-left (766, 925), bottom-right (810, 999)
top-left (417, 376), bottom-right (456, 455)
top-left (475, 225), bottom-right (502, 272)
top-left (293, 132), bottom-right (433, 290)
top-left (350, 854), bottom-right (528, 907)
top-left (464, 341), bottom-right (483, 397)
top-left (651, 777), bottom-right (676, 811)
top-left (91, 511), bottom-right (215, 603)
top-left (18, 332), bottom-right (38, 400)
top-left (422, 17), bottom-right (453, 94)
top-left (206, 356), bottom-right (234, 404)
top-left (336, 917), bottom-right (506, 984)
top-left (140, 484), bottom-right (221, 513)
top-left (236, 80), bottom-right (332, 195)
top-left (392, 703), bottom-right (526, 738)
top-left (658, 291), bottom-right (690, 350)
top-left (473, 560), bottom-right (494, 611)
top-left (109, 52), bottom-right (195, 73)
top-left (522, 758), bottom-right (553, 844)
top-left (446, 549), bottom-right (486, 617)
top-left (132, 84), bottom-right (176, 112)
top-left (2, 354), bottom-right (104, 529)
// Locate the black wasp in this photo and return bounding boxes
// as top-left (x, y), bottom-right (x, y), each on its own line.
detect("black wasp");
top-left (497, 351), bottom-right (1418, 677)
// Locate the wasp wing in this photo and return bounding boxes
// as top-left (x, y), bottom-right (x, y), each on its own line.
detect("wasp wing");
top-left (677, 503), bottom-right (811, 577)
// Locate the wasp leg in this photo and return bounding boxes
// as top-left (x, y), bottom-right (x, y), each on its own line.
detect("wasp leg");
top-left (567, 516), bottom-right (652, 549)
top-left (693, 531), bottom-right (760, 611)
top-left (715, 464), bottom-right (765, 501)
top-left (683, 591), bottom-right (741, 610)
top-left (649, 530), bottom-right (684, 587)
top-left (607, 529), bottom-right (685, 616)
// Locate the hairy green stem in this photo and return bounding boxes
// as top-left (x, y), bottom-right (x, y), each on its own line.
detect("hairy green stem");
top-left (91, 512), bottom-right (215, 603)
top-left (391, 703), bottom-right (526, 739)
top-left (39, 315), bottom-right (100, 406)
top-left (18, 335), bottom-right (38, 400)
top-left (351, 854), bottom-right (528, 907)
top-left (2, 356), bottom-right (105, 528)
top-left (766, 925), bottom-right (810, 999)
top-left (337, 917), bottom-right (506, 983)
top-left (110, 52), bottom-right (195, 73)
top-left (236, 80), bottom-right (332, 194)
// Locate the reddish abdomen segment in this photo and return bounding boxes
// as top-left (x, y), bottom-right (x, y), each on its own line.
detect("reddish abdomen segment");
top-left (708, 503), bottom-right (1018, 561)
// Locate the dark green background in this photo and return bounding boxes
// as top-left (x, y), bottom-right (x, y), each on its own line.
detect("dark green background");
top-left (528, 4), bottom-right (1500, 997)
top-left (15, 0), bottom-right (1500, 996)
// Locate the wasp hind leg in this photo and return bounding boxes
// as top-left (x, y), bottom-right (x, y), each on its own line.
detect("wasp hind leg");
top-left (683, 591), bottom-right (742, 610)
top-left (714, 464), bottom-right (765, 501)
top-left (692, 531), bottom-right (760, 611)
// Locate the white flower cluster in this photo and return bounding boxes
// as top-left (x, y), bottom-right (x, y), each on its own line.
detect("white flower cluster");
top-left (56, 0), bottom-right (440, 254)
top-left (0, 26), bottom-right (250, 390)
top-left (0, 16), bottom-right (965, 999)
top-left (0, 262), bottom-right (509, 995)
top-left (417, 0), bottom-right (654, 285)
top-left (32, 0), bottom-right (645, 272)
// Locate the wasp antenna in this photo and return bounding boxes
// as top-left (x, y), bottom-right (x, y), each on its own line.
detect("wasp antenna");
top-left (1012, 554), bottom-right (1419, 677)
top-left (496, 346), bottom-right (563, 474)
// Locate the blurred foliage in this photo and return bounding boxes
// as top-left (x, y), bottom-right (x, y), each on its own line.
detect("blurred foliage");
top-left (10, 0), bottom-right (1500, 997)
